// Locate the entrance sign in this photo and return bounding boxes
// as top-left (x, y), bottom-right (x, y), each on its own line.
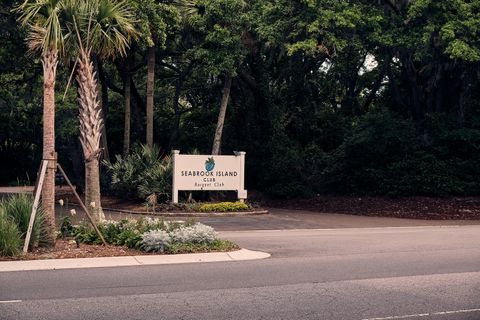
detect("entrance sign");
top-left (172, 150), bottom-right (247, 203)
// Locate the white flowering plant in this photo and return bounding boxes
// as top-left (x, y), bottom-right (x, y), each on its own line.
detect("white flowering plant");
top-left (73, 217), bottom-right (236, 254)
top-left (169, 223), bottom-right (217, 244)
top-left (141, 230), bottom-right (171, 252)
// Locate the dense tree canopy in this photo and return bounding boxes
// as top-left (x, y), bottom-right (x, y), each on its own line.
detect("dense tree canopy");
top-left (2, 0), bottom-right (480, 198)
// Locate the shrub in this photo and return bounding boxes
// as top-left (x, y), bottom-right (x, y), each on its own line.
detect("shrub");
top-left (169, 223), bottom-right (217, 244)
top-left (198, 202), bottom-right (250, 212)
top-left (74, 218), bottom-right (169, 248)
top-left (382, 152), bottom-right (466, 196)
top-left (1, 193), bottom-right (47, 247)
top-left (267, 183), bottom-right (314, 199)
top-left (59, 216), bottom-right (74, 239)
top-left (103, 144), bottom-right (172, 203)
top-left (0, 208), bottom-right (22, 256)
top-left (74, 222), bottom-right (102, 245)
top-left (140, 222), bottom-right (218, 252)
top-left (73, 218), bottom-right (227, 254)
top-left (165, 239), bottom-right (239, 254)
top-left (141, 230), bottom-right (171, 252)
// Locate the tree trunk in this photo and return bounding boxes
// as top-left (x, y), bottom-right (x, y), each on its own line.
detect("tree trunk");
top-left (146, 46), bottom-right (155, 148)
top-left (85, 157), bottom-right (103, 223)
top-left (169, 62), bottom-right (194, 149)
top-left (123, 66), bottom-right (131, 156)
top-left (41, 48), bottom-right (58, 246)
top-left (401, 52), bottom-right (423, 123)
top-left (76, 49), bottom-right (104, 223)
top-left (169, 78), bottom-right (182, 148)
top-left (212, 74), bottom-right (232, 155)
top-left (97, 59), bottom-right (110, 162)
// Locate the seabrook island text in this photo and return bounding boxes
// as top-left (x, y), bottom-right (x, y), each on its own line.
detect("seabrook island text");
top-left (180, 170), bottom-right (238, 177)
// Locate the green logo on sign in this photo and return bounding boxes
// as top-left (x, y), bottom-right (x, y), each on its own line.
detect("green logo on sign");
top-left (205, 157), bottom-right (215, 172)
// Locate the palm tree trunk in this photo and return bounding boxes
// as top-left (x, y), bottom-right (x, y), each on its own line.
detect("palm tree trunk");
top-left (85, 157), bottom-right (102, 223)
top-left (123, 65), bottom-right (131, 156)
top-left (41, 48), bottom-right (58, 245)
top-left (77, 49), bottom-right (105, 223)
top-left (146, 46), bottom-right (155, 148)
top-left (212, 74), bottom-right (232, 155)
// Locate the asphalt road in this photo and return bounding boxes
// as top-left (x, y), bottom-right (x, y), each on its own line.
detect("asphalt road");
top-left (1, 225), bottom-right (480, 320)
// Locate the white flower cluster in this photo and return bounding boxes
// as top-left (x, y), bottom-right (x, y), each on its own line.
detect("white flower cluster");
top-left (141, 223), bottom-right (217, 252)
top-left (102, 220), bottom-right (120, 227)
top-left (143, 217), bottom-right (163, 226)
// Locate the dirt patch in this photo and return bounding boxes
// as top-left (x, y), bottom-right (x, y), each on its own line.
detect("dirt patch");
top-left (266, 196), bottom-right (480, 220)
top-left (0, 240), bottom-right (151, 261)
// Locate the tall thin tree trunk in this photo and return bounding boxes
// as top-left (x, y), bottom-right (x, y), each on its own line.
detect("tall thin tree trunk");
top-left (169, 78), bottom-right (182, 148)
top-left (97, 59), bottom-right (110, 162)
top-left (212, 74), bottom-right (232, 155)
top-left (123, 65), bottom-right (131, 156)
top-left (146, 46), bottom-right (155, 147)
top-left (41, 48), bottom-right (58, 245)
top-left (77, 49), bottom-right (104, 223)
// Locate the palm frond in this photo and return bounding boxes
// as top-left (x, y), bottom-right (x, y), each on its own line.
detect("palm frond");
top-left (15, 0), bottom-right (65, 55)
top-left (86, 0), bottom-right (138, 58)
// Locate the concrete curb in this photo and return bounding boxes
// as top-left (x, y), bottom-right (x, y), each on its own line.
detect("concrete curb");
top-left (0, 249), bottom-right (270, 272)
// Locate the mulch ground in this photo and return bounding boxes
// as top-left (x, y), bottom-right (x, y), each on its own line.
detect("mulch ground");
top-left (266, 195), bottom-right (480, 220)
top-left (0, 240), bottom-right (150, 261)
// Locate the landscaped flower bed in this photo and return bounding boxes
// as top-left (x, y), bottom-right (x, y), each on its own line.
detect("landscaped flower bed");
top-left (0, 193), bottom-right (239, 259)
top-left (65, 217), bottom-right (238, 254)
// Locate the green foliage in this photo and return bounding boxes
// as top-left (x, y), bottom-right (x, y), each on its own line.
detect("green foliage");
top-left (59, 216), bottom-right (74, 239)
top-left (1, 193), bottom-right (47, 247)
top-left (130, 0), bottom-right (179, 48)
top-left (198, 201), bottom-right (250, 212)
top-left (103, 144), bottom-right (172, 202)
top-left (0, 207), bottom-right (22, 257)
top-left (74, 222), bottom-right (102, 245)
top-left (72, 218), bottom-right (232, 254)
top-left (165, 239), bottom-right (238, 254)
top-left (75, 218), bottom-right (166, 248)
top-left (5, 0), bottom-right (480, 201)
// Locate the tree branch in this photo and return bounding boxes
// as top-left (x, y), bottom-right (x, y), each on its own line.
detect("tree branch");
top-left (382, 0), bottom-right (400, 14)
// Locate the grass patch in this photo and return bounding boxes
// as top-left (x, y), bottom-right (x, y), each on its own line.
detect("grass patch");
top-left (0, 193), bottom-right (49, 256)
top-left (198, 201), bottom-right (250, 213)
top-left (0, 208), bottom-right (22, 257)
top-left (1, 193), bottom-right (47, 247)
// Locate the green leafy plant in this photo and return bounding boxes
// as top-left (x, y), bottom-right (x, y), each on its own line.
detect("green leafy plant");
top-left (0, 207), bottom-right (22, 256)
top-left (59, 216), bottom-right (74, 239)
top-left (165, 239), bottom-right (239, 254)
top-left (0, 193), bottom-right (47, 247)
top-left (74, 222), bottom-right (102, 245)
top-left (103, 144), bottom-right (172, 203)
top-left (198, 202), bottom-right (250, 212)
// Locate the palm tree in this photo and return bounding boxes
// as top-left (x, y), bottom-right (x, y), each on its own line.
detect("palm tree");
top-left (67, 0), bottom-right (136, 222)
top-left (16, 0), bottom-right (66, 245)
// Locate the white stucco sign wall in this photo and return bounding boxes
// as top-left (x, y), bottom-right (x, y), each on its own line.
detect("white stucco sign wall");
top-left (172, 150), bottom-right (247, 203)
